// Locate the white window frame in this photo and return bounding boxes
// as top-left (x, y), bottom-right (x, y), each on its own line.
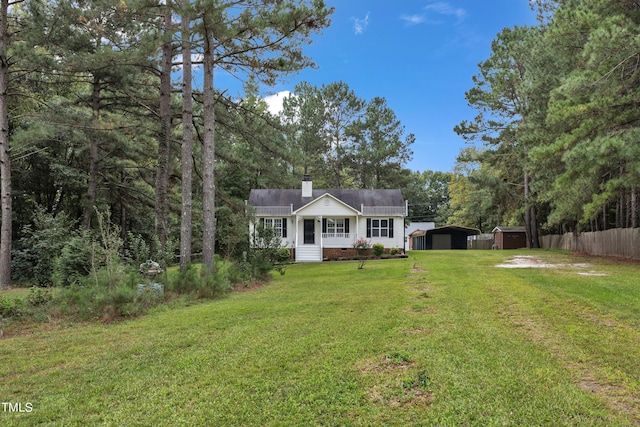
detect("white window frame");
top-left (371, 219), bottom-right (390, 238)
top-left (263, 218), bottom-right (284, 237)
top-left (326, 218), bottom-right (345, 235)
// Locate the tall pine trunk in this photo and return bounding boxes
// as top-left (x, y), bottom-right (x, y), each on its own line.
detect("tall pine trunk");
top-left (83, 76), bottom-right (101, 228)
top-left (523, 169), bottom-right (540, 248)
top-left (180, 0), bottom-right (193, 271)
top-left (201, 28), bottom-right (215, 273)
top-left (155, 0), bottom-right (173, 250)
top-left (0, 0), bottom-right (11, 289)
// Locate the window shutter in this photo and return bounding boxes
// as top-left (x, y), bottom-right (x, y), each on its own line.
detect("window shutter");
top-left (282, 218), bottom-right (287, 238)
top-left (366, 218), bottom-right (372, 238)
top-left (345, 218), bottom-right (350, 234)
top-left (389, 218), bottom-right (394, 238)
top-left (322, 218), bottom-right (327, 233)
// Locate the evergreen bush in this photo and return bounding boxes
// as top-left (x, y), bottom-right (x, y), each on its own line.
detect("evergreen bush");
top-left (0, 295), bottom-right (25, 318)
top-left (373, 243), bottom-right (385, 256)
top-left (53, 231), bottom-right (96, 287)
top-left (12, 207), bottom-right (76, 286)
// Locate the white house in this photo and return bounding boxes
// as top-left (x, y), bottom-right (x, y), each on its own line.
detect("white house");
top-left (247, 176), bottom-right (407, 262)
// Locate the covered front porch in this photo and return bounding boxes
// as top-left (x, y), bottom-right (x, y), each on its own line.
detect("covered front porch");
top-left (294, 215), bottom-right (360, 262)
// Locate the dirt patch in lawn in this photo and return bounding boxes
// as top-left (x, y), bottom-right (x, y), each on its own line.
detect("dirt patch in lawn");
top-left (495, 255), bottom-right (609, 276)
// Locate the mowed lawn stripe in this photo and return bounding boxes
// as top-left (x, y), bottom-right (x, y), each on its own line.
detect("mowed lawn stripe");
top-left (1, 251), bottom-right (639, 426)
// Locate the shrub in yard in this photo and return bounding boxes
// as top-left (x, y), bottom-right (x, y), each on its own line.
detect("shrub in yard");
top-left (168, 263), bottom-right (201, 294)
top-left (229, 260), bottom-right (252, 285)
top-left (390, 247), bottom-right (400, 256)
top-left (168, 258), bottom-right (232, 299)
top-left (0, 295), bottom-right (25, 318)
top-left (353, 237), bottom-right (372, 253)
top-left (53, 231), bottom-right (96, 287)
top-left (55, 281), bottom-right (140, 322)
top-left (12, 207), bottom-right (76, 286)
top-left (273, 248), bottom-right (291, 275)
top-left (27, 287), bottom-right (54, 307)
top-left (248, 222), bottom-right (287, 279)
top-left (199, 262), bottom-right (232, 299)
top-left (274, 248), bottom-right (292, 263)
top-left (373, 243), bottom-right (385, 257)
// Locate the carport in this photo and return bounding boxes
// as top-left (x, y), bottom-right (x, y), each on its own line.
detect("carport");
top-left (424, 225), bottom-right (481, 250)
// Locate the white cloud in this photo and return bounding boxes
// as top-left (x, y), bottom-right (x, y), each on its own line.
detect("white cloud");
top-left (263, 91), bottom-right (292, 116)
top-left (400, 2), bottom-right (466, 27)
top-left (352, 12), bottom-right (370, 35)
top-left (424, 2), bottom-right (466, 23)
top-left (401, 14), bottom-right (426, 25)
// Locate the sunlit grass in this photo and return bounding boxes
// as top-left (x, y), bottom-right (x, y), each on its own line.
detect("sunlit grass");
top-left (1, 251), bottom-right (640, 425)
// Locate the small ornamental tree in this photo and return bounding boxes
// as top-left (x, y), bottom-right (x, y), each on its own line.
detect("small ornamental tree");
top-left (352, 237), bottom-right (372, 270)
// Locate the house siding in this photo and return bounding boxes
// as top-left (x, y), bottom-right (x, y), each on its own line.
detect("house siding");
top-left (248, 189), bottom-right (406, 261)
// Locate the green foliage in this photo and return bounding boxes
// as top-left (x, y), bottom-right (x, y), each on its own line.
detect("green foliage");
top-left (372, 243), bottom-right (385, 256)
top-left (125, 232), bottom-right (176, 268)
top-left (168, 264), bottom-right (201, 295)
top-left (12, 207), bottom-right (76, 286)
top-left (454, 2), bottom-right (640, 232)
top-left (199, 262), bottom-right (232, 299)
top-left (53, 231), bottom-right (95, 287)
top-left (405, 170), bottom-right (453, 225)
top-left (389, 247), bottom-right (400, 255)
top-left (125, 232), bottom-right (152, 266)
top-left (4, 252), bottom-right (640, 424)
top-left (54, 282), bottom-right (139, 322)
top-left (168, 260), bottom-right (232, 299)
top-left (134, 286), bottom-right (164, 312)
top-left (248, 221), bottom-right (287, 279)
top-left (282, 81), bottom-right (413, 189)
top-left (0, 294), bottom-right (25, 318)
top-left (27, 286), bottom-right (53, 307)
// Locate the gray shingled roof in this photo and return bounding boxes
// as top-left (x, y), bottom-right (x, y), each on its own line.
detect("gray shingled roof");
top-left (248, 189), bottom-right (404, 211)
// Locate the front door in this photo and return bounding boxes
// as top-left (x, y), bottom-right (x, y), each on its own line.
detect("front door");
top-left (303, 219), bottom-right (315, 244)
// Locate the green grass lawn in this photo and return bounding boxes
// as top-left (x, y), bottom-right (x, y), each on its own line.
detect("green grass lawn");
top-left (2, 250), bottom-right (640, 426)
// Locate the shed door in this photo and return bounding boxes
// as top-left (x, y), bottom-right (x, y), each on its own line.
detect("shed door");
top-left (432, 234), bottom-right (452, 250)
top-left (303, 219), bottom-right (315, 244)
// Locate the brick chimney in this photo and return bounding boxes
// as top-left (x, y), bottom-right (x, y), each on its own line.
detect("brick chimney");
top-left (302, 174), bottom-right (312, 198)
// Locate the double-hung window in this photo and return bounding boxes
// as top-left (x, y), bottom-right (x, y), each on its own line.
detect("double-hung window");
top-left (327, 218), bottom-right (344, 234)
top-left (322, 218), bottom-right (350, 237)
top-left (366, 218), bottom-right (394, 238)
top-left (260, 218), bottom-right (287, 238)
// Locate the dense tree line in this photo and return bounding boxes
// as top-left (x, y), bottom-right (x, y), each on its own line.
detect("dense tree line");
top-left (0, 0), bottom-right (337, 288)
top-left (453, 0), bottom-right (640, 245)
top-left (0, 0), bottom-right (431, 289)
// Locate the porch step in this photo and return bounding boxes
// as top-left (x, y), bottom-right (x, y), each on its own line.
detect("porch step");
top-left (296, 246), bottom-right (322, 262)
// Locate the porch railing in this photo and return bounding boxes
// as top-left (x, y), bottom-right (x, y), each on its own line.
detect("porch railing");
top-left (321, 233), bottom-right (353, 239)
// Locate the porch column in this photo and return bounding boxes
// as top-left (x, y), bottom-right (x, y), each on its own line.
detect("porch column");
top-left (319, 215), bottom-right (323, 251)
top-left (295, 215), bottom-right (299, 252)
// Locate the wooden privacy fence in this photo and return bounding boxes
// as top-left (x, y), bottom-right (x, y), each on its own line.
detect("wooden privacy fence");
top-left (540, 228), bottom-right (640, 259)
top-left (468, 234), bottom-right (495, 250)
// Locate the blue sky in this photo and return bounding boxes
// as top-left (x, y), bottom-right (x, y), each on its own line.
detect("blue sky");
top-left (218, 1), bottom-right (538, 173)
